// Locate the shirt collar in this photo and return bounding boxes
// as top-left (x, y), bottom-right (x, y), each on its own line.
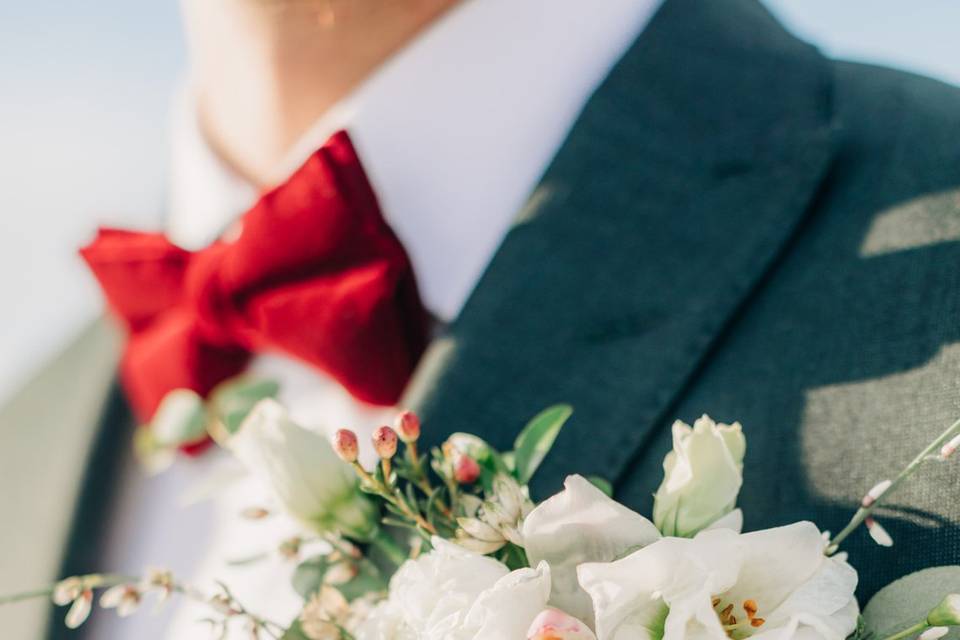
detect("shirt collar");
top-left (168, 0), bottom-right (662, 322)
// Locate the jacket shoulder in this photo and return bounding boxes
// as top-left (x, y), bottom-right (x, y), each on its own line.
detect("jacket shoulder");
top-left (831, 60), bottom-right (960, 179)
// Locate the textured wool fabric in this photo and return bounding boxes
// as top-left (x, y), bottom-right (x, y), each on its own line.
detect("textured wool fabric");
top-left (80, 132), bottom-right (428, 421)
top-left (414, 0), bottom-right (960, 601)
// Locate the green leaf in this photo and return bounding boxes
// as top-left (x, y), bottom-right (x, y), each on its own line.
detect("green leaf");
top-left (291, 555), bottom-right (330, 599)
top-left (512, 404), bottom-right (573, 484)
top-left (587, 475), bottom-right (614, 497)
top-left (334, 560), bottom-right (387, 602)
top-left (209, 377), bottom-right (280, 435)
top-left (863, 566), bottom-right (960, 639)
top-left (280, 620), bottom-right (310, 640)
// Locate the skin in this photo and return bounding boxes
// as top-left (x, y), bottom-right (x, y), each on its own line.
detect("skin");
top-left (180, 0), bottom-right (459, 187)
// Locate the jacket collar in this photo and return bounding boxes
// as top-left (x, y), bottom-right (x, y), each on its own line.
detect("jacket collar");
top-left (408, 0), bottom-right (840, 498)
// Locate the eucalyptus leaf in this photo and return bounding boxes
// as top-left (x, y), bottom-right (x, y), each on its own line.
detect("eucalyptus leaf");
top-left (863, 566), bottom-right (960, 640)
top-left (291, 555), bottom-right (330, 599)
top-left (513, 404), bottom-right (573, 484)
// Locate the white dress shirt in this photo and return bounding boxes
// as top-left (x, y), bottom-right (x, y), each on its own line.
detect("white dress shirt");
top-left (88, 0), bottom-right (661, 637)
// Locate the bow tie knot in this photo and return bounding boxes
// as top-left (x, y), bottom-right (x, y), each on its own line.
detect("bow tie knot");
top-left (81, 131), bottom-right (428, 423)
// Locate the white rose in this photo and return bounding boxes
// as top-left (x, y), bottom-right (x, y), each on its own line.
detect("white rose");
top-left (357, 538), bottom-right (552, 640)
top-left (229, 399), bottom-right (377, 539)
top-left (523, 475), bottom-right (661, 625)
top-left (578, 521), bottom-right (859, 640)
top-left (653, 415), bottom-right (746, 537)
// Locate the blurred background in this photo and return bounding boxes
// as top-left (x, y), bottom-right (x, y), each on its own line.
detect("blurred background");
top-left (0, 0), bottom-right (959, 408)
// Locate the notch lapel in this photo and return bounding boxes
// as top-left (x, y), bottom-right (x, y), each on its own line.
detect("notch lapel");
top-left (408, 0), bottom-right (840, 498)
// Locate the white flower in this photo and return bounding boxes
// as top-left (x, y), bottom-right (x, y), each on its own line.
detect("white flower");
top-left (229, 399), bottom-right (377, 539)
top-left (356, 538), bottom-right (552, 640)
top-left (578, 521), bottom-right (859, 640)
top-left (522, 475), bottom-right (661, 625)
top-left (653, 415), bottom-right (746, 537)
top-left (456, 474), bottom-right (534, 554)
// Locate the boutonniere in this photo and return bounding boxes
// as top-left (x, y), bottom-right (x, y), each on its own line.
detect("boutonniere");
top-left (7, 386), bottom-right (960, 640)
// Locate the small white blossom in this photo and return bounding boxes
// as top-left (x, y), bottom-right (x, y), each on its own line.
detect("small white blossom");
top-left (456, 474), bottom-right (533, 554)
top-left (52, 577), bottom-right (83, 606)
top-left (100, 584), bottom-right (142, 617)
top-left (65, 589), bottom-right (94, 629)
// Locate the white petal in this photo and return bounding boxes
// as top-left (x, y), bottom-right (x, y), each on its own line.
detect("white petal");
top-left (868, 519), bottom-right (894, 547)
top-left (457, 517), bottom-right (503, 542)
top-left (462, 561), bottom-right (552, 638)
top-left (763, 555), bottom-right (859, 631)
top-left (722, 522), bottom-right (826, 614)
top-left (99, 585), bottom-right (126, 609)
top-left (65, 591), bottom-right (93, 629)
top-left (117, 596), bottom-right (141, 617)
top-left (52, 578), bottom-right (82, 606)
top-left (228, 399), bottom-right (374, 537)
top-left (523, 475), bottom-right (661, 623)
top-left (455, 536), bottom-right (506, 555)
top-left (704, 508), bottom-right (743, 533)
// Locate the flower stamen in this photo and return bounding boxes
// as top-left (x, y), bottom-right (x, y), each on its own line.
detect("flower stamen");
top-left (715, 597), bottom-right (766, 637)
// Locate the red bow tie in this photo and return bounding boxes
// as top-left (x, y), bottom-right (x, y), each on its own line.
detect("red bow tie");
top-left (81, 131), bottom-right (429, 423)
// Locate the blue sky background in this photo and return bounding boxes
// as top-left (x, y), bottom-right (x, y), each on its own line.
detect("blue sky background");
top-left (0, 0), bottom-right (958, 404)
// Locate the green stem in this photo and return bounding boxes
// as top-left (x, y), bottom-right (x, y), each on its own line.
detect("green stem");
top-left (0, 587), bottom-right (53, 606)
top-left (879, 620), bottom-right (928, 640)
top-left (370, 528), bottom-right (407, 567)
top-left (827, 417), bottom-right (960, 554)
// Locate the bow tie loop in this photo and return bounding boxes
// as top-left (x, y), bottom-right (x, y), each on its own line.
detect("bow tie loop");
top-left (81, 131), bottom-right (428, 425)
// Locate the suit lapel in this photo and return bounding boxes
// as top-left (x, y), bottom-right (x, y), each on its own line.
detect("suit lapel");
top-left (408, 0), bottom-right (840, 498)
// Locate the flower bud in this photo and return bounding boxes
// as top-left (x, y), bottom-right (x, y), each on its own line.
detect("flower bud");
top-left (99, 584), bottom-right (142, 617)
top-left (454, 453), bottom-right (481, 485)
top-left (151, 389), bottom-right (207, 447)
top-left (229, 400), bottom-right (378, 540)
top-left (372, 426), bottom-right (398, 459)
top-left (865, 516), bottom-right (894, 547)
top-left (52, 577), bottom-right (83, 606)
top-left (921, 627), bottom-right (950, 640)
top-left (527, 608), bottom-right (597, 639)
top-left (927, 594), bottom-right (960, 627)
top-left (653, 415), bottom-right (745, 537)
top-left (861, 480), bottom-right (891, 508)
top-left (65, 590), bottom-right (93, 629)
top-left (396, 411), bottom-right (421, 443)
top-left (940, 434), bottom-right (960, 460)
top-left (333, 429), bottom-right (359, 463)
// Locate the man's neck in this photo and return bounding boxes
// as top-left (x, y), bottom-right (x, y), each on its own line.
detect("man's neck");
top-left (181, 0), bottom-right (457, 187)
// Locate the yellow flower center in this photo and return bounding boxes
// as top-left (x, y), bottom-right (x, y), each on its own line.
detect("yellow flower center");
top-left (713, 597), bottom-right (765, 638)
